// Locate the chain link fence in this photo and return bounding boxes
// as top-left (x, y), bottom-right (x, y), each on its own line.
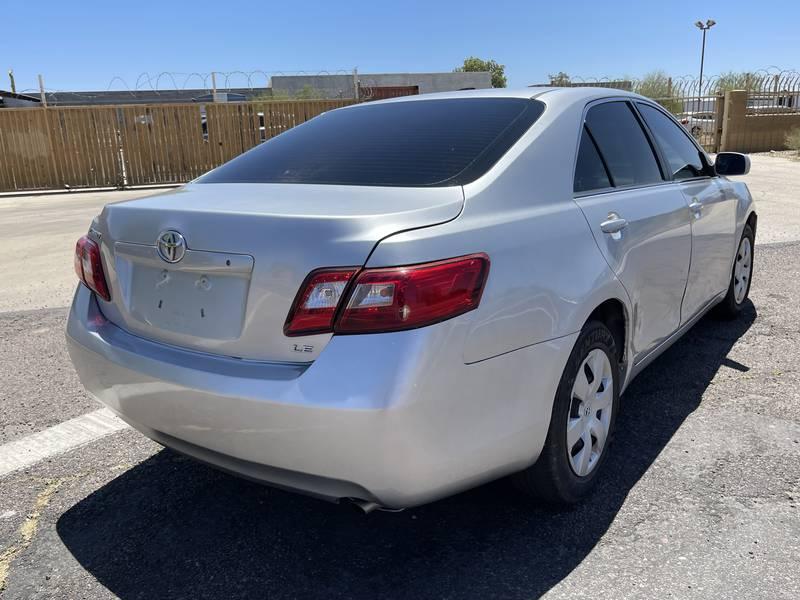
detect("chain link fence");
top-left (536, 69), bottom-right (800, 152)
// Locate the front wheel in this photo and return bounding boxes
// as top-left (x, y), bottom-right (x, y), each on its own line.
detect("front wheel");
top-left (513, 321), bottom-right (620, 505)
top-left (713, 223), bottom-right (754, 319)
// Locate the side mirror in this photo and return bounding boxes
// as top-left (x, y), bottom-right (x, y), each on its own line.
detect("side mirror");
top-left (715, 152), bottom-right (751, 176)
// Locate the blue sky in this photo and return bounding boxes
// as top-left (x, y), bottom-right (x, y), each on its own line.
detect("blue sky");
top-left (2, 0), bottom-right (798, 93)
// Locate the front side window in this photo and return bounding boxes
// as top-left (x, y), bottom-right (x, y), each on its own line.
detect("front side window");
top-left (637, 103), bottom-right (707, 180)
top-left (585, 102), bottom-right (663, 187)
top-left (197, 98), bottom-right (545, 187)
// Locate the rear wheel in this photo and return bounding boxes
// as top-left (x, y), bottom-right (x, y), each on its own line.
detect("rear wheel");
top-left (513, 321), bottom-right (620, 505)
top-left (713, 223), bottom-right (754, 319)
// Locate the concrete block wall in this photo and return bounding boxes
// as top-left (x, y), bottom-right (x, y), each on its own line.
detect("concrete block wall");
top-left (720, 90), bottom-right (800, 152)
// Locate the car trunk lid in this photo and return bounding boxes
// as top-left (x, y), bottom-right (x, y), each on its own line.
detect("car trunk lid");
top-left (93, 182), bottom-right (463, 362)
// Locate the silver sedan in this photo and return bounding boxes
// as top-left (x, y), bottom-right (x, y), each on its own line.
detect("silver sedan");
top-left (67, 87), bottom-right (756, 511)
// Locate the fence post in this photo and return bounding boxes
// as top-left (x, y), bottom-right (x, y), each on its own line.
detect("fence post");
top-left (115, 107), bottom-right (127, 189)
top-left (353, 68), bottom-right (360, 101)
top-left (712, 92), bottom-right (725, 153)
top-left (38, 74), bottom-right (47, 107)
top-left (719, 90), bottom-right (748, 152)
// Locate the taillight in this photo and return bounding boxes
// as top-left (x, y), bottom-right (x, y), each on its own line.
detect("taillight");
top-left (336, 254), bottom-right (489, 333)
top-left (284, 254), bottom-right (489, 336)
top-left (284, 268), bottom-right (358, 336)
top-left (74, 235), bottom-right (111, 301)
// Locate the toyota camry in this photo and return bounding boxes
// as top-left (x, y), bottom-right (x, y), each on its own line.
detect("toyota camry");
top-left (67, 87), bottom-right (756, 511)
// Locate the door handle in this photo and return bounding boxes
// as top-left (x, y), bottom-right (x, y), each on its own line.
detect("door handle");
top-left (600, 213), bottom-right (628, 235)
top-left (688, 199), bottom-right (703, 218)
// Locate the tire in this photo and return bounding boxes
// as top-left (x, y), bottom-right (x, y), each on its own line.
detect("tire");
top-left (713, 223), bottom-right (755, 319)
top-left (513, 321), bottom-right (620, 505)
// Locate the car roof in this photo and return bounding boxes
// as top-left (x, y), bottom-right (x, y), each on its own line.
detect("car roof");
top-left (356, 86), bottom-right (644, 106)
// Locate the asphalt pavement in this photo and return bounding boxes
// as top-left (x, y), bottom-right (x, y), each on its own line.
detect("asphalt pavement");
top-left (0, 157), bottom-right (798, 599)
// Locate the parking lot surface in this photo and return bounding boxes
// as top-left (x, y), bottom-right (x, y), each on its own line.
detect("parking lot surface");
top-left (0, 155), bottom-right (798, 599)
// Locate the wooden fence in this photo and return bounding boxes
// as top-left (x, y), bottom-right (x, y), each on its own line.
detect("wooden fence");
top-left (3, 90), bottom-right (799, 193)
top-left (0, 99), bottom-right (355, 192)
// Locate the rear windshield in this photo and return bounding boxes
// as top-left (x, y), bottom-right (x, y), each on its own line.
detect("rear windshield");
top-left (197, 98), bottom-right (545, 187)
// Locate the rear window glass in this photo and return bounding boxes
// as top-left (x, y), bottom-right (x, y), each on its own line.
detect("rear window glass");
top-left (574, 127), bottom-right (612, 193)
top-left (585, 102), bottom-right (663, 187)
top-left (197, 98), bottom-right (544, 187)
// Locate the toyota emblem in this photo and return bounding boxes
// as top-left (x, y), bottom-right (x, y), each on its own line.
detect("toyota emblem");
top-left (156, 230), bottom-right (186, 263)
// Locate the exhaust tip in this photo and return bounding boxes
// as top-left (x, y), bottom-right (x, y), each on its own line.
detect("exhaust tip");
top-left (348, 499), bottom-right (381, 514)
top-left (345, 498), bottom-right (405, 514)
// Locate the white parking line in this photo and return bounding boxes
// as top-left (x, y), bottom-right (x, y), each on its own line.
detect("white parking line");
top-left (0, 408), bottom-right (129, 478)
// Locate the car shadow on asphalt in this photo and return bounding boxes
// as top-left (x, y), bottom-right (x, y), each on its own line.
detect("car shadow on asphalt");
top-left (56, 302), bottom-right (756, 600)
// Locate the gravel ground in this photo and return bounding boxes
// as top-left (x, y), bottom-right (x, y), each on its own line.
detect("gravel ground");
top-left (0, 243), bottom-right (798, 599)
top-left (0, 162), bottom-right (799, 598)
top-left (727, 154), bottom-right (800, 245)
top-left (0, 307), bottom-right (95, 444)
top-left (0, 189), bottom-right (164, 313)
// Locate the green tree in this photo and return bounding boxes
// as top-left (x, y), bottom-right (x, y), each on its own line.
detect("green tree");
top-left (548, 72), bottom-right (571, 86)
top-left (455, 57), bottom-right (507, 88)
top-left (634, 70), bottom-right (683, 113)
top-left (714, 71), bottom-right (761, 92)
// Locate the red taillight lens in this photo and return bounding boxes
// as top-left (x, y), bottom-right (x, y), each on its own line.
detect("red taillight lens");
top-left (336, 254), bottom-right (489, 334)
top-left (74, 235), bottom-right (111, 301)
top-left (284, 268), bottom-right (358, 336)
top-left (285, 255), bottom-right (489, 337)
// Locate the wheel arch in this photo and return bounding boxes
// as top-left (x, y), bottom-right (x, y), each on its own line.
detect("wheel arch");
top-left (746, 210), bottom-right (757, 237)
top-left (584, 298), bottom-right (628, 373)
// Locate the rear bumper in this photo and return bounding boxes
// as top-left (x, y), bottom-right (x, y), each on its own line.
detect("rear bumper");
top-left (66, 285), bottom-right (576, 508)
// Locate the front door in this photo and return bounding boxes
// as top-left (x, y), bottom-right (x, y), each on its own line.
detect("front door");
top-left (635, 102), bottom-right (737, 320)
top-left (678, 178), bottom-right (736, 318)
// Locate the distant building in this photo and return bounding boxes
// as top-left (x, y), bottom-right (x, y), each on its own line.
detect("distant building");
top-left (271, 71), bottom-right (492, 99)
top-left (0, 90), bottom-right (40, 108)
top-left (43, 88), bottom-right (270, 106)
top-left (192, 92), bottom-right (249, 103)
top-left (37, 71), bottom-right (493, 107)
top-left (529, 80), bottom-right (634, 91)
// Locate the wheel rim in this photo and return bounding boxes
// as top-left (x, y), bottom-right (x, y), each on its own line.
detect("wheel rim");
top-left (734, 236), bottom-right (752, 304)
top-left (566, 348), bottom-right (613, 477)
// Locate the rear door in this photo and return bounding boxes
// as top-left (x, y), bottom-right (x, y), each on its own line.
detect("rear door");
top-left (635, 102), bottom-right (737, 321)
top-left (573, 100), bottom-right (692, 363)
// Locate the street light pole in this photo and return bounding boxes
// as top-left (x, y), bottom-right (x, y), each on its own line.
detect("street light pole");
top-left (695, 19), bottom-right (716, 113)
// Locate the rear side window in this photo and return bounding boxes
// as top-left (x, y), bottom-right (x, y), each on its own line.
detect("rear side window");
top-left (585, 102), bottom-right (663, 187)
top-left (198, 98), bottom-right (545, 187)
top-left (574, 127), bottom-right (611, 193)
top-left (637, 103), bottom-right (707, 180)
